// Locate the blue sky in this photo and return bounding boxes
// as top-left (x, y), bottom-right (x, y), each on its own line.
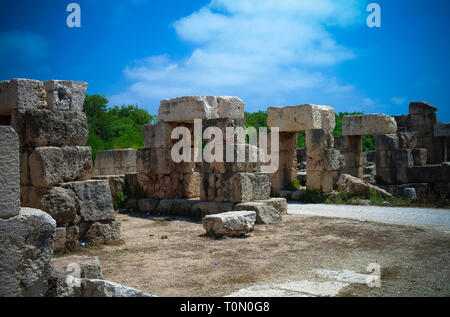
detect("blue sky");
top-left (1, 0), bottom-right (449, 121)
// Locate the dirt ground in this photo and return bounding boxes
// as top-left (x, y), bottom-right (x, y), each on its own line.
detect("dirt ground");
top-left (57, 213), bottom-right (450, 297)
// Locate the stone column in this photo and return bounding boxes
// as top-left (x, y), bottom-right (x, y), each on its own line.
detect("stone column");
top-left (269, 132), bottom-right (297, 191)
top-left (0, 126), bottom-right (20, 219)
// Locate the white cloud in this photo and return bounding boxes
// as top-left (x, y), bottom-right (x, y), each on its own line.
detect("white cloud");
top-left (109, 0), bottom-right (366, 112)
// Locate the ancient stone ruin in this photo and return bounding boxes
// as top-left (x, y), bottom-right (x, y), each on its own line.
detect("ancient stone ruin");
top-left (0, 79), bottom-right (121, 254)
top-left (0, 77), bottom-right (449, 297)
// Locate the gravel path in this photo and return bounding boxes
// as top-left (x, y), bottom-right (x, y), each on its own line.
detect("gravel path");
top-left (288, 203), bottom-right (450, 232)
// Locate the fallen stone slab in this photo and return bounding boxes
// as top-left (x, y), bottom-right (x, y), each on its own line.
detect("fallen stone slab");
top-left (342, 114), bottom-right (397, 136)
top-left (254, 198), bottom-right (288, 215)
top-left (80, 279), bottom-right (156, 297)
top-left (234, 202), bottom-right (282, 224)
top-left (158, 96), bottom-right (244, 122)
top-left (0, 79), bottom-right (47, 114)
top-left (0, 208), bottom-right (56, 297)
top-left (337, 174), bottom-right (392, 198)
top-left (44, 80), bottom-right (88, 112)
top-left (202, 210), bottom-right (256, 237)
top-left (52, 256), bottom-right (103, 280)
top-left (81, 221), bottom-right (121, 243)
top-left (0, 126), bottom-right (20, 219)
top-left (155, 199), bottom-right (199, 217)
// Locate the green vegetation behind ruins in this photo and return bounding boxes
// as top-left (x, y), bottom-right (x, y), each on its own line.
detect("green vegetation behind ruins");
top-left (83, 94), bottom-right (375, 161)
top-left (83, 94), bottom-right (156, 160)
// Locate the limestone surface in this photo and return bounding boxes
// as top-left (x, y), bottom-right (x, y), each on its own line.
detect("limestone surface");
top-left (267, 104), bottom-right (334, 132)
top-left (203, 210), bottom-right (256, 237)
top-left (158, 96), bottom-right (244, 122)
top-left (0, 126), bottom-right (20, 218)
top-left (234, 202), bottom-right (282, 224)
top-left (0, 79), bottom-right (47, 114)
top-left (0, 208), bottom-right (56, 297)
top-left (44, 80), bottom-right (88, 112)
top-left (342, 114), bottom-right (397, 136)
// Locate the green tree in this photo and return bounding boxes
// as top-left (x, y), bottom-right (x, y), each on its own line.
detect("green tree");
top-left (82, 94), bottom-right (155, 160)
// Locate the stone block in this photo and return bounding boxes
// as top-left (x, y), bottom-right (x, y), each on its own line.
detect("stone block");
top-left (376, 167), bottom-right (397, 184)
top-left (267, 104), bottom-right (334, 132)
top-left (0, 208), bottom-right (55, 296)
top-left (234, 202), bottom-right (282, 224)
top-left (405, 165), bottom-right (446, 183)
top-left (203, 172), bottom-right (271, 202)
top-left (183, 172), bottom-right (201, 198)
top-left (19, 147), bottom-right (32, 186)
top-left (412, 148), bottom-right (427, 166)
top-left (62, 180), bottom-right (115, 222)
top-left (202, 211), bottom-right (256, 237)
top-left (409, 101), bottom-right (437, 115)
top-left (52, 255), bottom-right (103, 280)
top-left (305, 129), bottom-right (334, 159)
top-left (397, 183), bottom-right (430, 200)
top-left (158, 96), bottom-right (244, 122)
top-left (29, 146), bottom-right (92, 187)
top-left (137, 173), bottom-right (183, 200)
top-left (342, 151), bottom-right (363, 169)
top-left (342, 114), bottom-right (397, 136)
top-left (334, 135), bottom-right (362, 152)
top-left (43, 80), bottom-right (88, 112)
top-left (203, 144), bottom-right (265, 174)
top-left (398, 132), bottom-right (417, 149)
top-left (136, 148), bottom-right (171, 175)
top-left (190, 202), bottom-right (235, 218)
top-left (82, 221), bottom-right (121, 243)
top-left (0, 126), bottom-right (20, 218)
top-left (202, 117), bottom-right (246, 143)
top-left (11, 109), bottom-right (89, 147)
top-left (138, 198), bottom-right (160, 213)
top-left (93, 149), bottom-right (137, 176)
top-left (374, 134), bottom-right (399, 151)
top-left (92, 175), bottom-right (125, 210)
top-left (337, 174), bottom-right (391, 197)
top-left (65, 226), bottom-right (80, 252)
top-left (254, 198), bottom-right (288, 215)
top-left (0, 79), bottom-right (47, 114)
top-left (306, 170), bottom-right (334, 193)
top-left (394, 149), bottom-right (414, 168)
top-left (155, 199), bottom-right (198, 217)
top-left (434, 123), bottom-right (450, 137)
top-left (54, 227), bottom-right (67, 253)
top-left (21, 187), bottom-right (78, 225)
top-left (143, 122), bottom-right (175, 149)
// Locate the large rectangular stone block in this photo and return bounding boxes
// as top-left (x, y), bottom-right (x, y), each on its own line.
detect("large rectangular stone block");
top-left (29, 146), bottom-right (92, 187)
top-left (0, 79), bottom-right (47, 115)
top-left (62, 180), bottom-right (115, 222)
top-left (342, 114), bottom-right (397, 136)
top-left (267, 104), bottom-right (334, 132)
top-left (406, 165), bottom-right (448, 183)
top-left (0, 126), bottom-right (20, 219)
top-left (11, 109), bottom-right (89, 147)
top-left (394, 149), bottom-right (414, 168)
top-left (93, 149), bottom-right (137, 176)
top-left (306, 170), bottom-right (334, 193)
top-left (202, 172), bottom-right (271, 202)
top-left (136, 148), bottom-right (171, 175)
top-left (374, 134), bottom-right (399, 151)
top-left (143, 122), bottom-right (175, 149)
top-left (398, 132), bottom-right (417, 149)
top-left (334, 135), bottom-right (362, 152)
top-left (412, 148), bottom-right (427, 166)
top-left (157, 96), bottom-right (244, 122)
top-left (137, 173), bottom-right (183, 199)
top-left (43, 80), bottom-right (88, 112)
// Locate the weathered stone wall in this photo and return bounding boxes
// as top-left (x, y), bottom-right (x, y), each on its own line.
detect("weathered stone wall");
top-left (0, 126), bottom-right (56, 297)
top-left (0, 78), bottom-right (121, 253)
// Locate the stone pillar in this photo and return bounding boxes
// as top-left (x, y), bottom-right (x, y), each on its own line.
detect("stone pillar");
top-left (334, 135), bottom-right (363, 179)
top-left (0, 126), bottom-right (20, 219)
top-left (409, 102), bottom-right (440, 164)
top-left (305, 129), bottom-right (341, 193)
top-left (270, 132), bottom-right (297, 191)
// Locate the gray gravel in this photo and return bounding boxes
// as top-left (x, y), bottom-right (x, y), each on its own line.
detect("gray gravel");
top-left (288, 203), bottom-right (450, 232)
